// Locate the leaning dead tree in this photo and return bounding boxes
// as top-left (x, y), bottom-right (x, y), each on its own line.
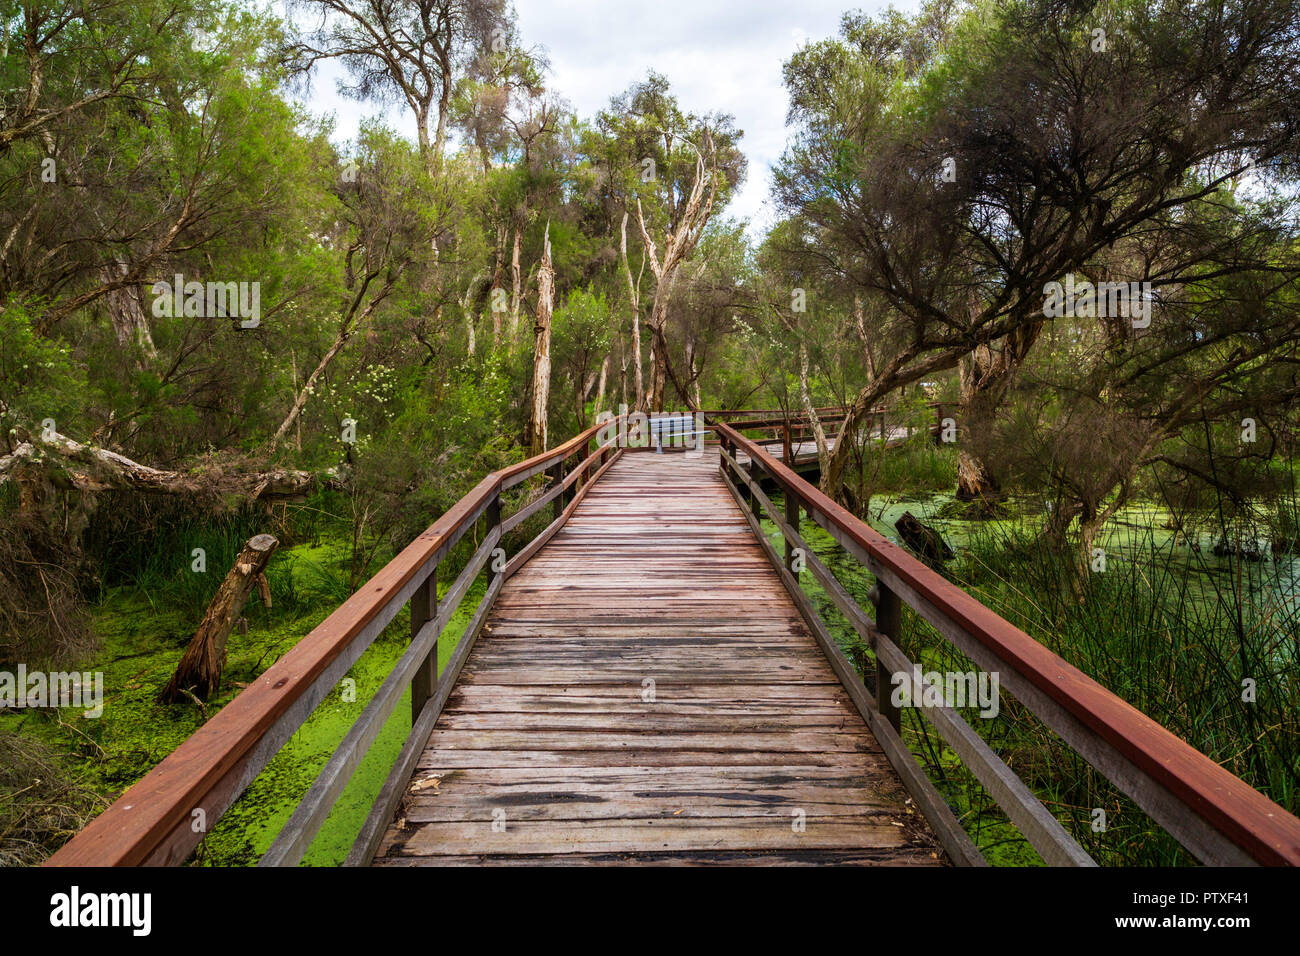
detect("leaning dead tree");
top-left (159, 535), bottom-right (279, 703)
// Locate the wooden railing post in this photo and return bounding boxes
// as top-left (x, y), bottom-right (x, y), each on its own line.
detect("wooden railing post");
top-left (410, 568), bottom-right (437, 724)
top-left (872, 583), bottom-right (903, 733)
top-left (488, 493), bottom-right (502, 577)
top-left (784, 490), bottom-right (799, 573)
top-left (548, 460), bottom-right (563, 522)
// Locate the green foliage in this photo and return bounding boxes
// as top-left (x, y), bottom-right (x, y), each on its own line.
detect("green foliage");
top-left (0, 298), bottom-right (87, 435)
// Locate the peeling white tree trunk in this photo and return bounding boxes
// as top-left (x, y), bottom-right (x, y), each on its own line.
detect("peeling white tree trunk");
top-left (528, 224), bottom-right (554, 455)
top-left (798, 342), bottom-right (830, 472)
top-left (633, 133), bottom-right (718, 412)
top-left (510, 225), bottom-right (523, 348)
top-left (594, 354), bottom-right (609, 417)
top-left (620, 212), bottom-right (645, 410)
top-left (460, 273), bottom-right (483, 360)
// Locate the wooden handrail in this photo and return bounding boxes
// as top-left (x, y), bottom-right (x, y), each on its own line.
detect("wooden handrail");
top-left (710, 417), bottom-right (1300, 866)
top-left (46, 419), bottom-right (617, 867)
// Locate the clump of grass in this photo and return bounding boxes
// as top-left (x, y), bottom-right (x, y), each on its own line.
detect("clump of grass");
top-left (926, 521), bottom-right (1300, 864)
top-left (873, 439), bottom-right (958, 494)
top-left (0, 728), bottom-right (107, 866)
top-left (0, 512), bottom-right (92, 667)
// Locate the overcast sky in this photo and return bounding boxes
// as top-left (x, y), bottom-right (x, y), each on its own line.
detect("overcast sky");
top-left (289, 0), bottom-right (912, 236)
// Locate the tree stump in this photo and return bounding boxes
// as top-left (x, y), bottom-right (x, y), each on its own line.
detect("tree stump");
top-left (895, 511), bottom-right (954, 569)
top-left (159, 534), bottom-right (278, 703)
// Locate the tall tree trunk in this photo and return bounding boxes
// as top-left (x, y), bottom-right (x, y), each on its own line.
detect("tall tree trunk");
top-left (954, 322), bottom-right (1043, 507)
top-left (594, 354), bottom-right (609, 418)
top-left (459, 273), bottom-right (483, 361)
top-left (102, 266), bottom-right (155, 358)
top-left (488, 225), bottom-right (506, 350)
top-left (646, 294), bottom-right (670, 412)
top-left (528, 224), bottom-right (554, 455)
top-left (955, 349), bottom-right (998, 504)
top-left (510, 225), bottom-right (523, 347)
top-left (853, 296), bottom-right (877, 380)
top-left (620, 212), bottom-right (645, 409)
top-left (618, 328), bottom-right (628, 409)
top-left (798, 342), bottom-right (830, 472)
top-left (686, 341), bottom-right (702, 410)
top-left (159, 535), bottom-right (278, 702)
top-left (432, 69), bottom-right (451, 167)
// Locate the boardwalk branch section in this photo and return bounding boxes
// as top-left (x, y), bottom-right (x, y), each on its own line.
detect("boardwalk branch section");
top-left (44, 415), bottom-right (1300, 867)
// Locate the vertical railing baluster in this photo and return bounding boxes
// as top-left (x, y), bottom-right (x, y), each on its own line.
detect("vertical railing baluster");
top-left (488, 492), bottom-right (502, 583)
top-left (784, 490), bottom-right (799, 573)
top-left (410, 567), bottom-right (437, 723)
top-left (548, 460), bottom-right (563, 522)
top-left (871, 583), bottom-right (903, 732)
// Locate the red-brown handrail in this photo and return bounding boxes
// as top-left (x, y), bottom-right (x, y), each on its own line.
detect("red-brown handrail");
top-left (711, 417), bottom-right (1300, 866)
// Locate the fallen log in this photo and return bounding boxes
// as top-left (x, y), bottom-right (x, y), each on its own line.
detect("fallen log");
top-left (1, 426), bottom-right (342, 502)
top-left (159, 534), bottom-right (279, 703)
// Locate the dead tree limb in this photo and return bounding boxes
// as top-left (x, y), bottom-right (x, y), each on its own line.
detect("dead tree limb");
top-left (159, 534), bottom-right (279, 703)
top-left (1, 427), bottom-right (342, 504)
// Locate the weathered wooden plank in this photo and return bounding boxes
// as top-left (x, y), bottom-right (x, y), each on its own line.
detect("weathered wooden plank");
top-left (374, 848), bottom-right (939, 866)
top-left (380, 817), bottom-right (914, 857)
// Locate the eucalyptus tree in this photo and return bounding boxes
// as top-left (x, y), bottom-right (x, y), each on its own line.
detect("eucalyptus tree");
top-left (594, 72), bottom-right (746, 410)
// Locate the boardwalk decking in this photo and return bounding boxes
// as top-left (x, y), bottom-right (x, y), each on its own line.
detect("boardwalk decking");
top-left (373, 451), bottom-right (942, 865)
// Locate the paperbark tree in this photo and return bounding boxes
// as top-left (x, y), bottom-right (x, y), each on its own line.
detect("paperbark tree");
top-left (619, 212), bottom-right (646, 409)
top-left (634, 133), bottom-right (719, 411)
top-left (775, 0), bottom-right (1300, 502)
top-left (527, 223), bottom-right (554, 454)
top-left (269, 128), bottom-right (441, 451)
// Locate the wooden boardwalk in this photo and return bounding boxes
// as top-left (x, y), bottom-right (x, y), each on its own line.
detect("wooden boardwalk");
top-left (373, 451), bottom-right (942, 865)
top-left (737, 426), bottom-right (917, 472)
top-left (50, 415), bottom-right (1300, 867)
